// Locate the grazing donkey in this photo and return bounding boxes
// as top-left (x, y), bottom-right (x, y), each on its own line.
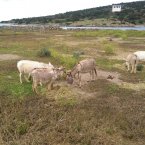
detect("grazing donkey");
top-left (125, 51), bottom-right (145, 73)
top-left (134, 51), bottom-right (145, 61)
top-left (67, 58), bottom-right (97, 87)
top-left (125, 53), bottom-right (139, 73)
top-left (30, 67), bottom-right (65, 94)
top-left (17, 60), bottom-right (54, 83)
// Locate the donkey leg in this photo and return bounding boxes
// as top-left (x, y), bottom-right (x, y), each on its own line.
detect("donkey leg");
top-left (78, 75), bottom-right (82, 87)
top-left (19, 72), bottom-right (23, 83)
top-left (131, 65), bottom-right (134, 73)
top-left (134, 64), bottom-right (137, 73)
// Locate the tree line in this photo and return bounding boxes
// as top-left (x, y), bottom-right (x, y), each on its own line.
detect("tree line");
top-left (1, 1), bottom-right (145, 25)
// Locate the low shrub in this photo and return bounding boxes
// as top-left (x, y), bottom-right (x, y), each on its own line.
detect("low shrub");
top-left (103, 44), bottom-right (116, 55)
top-left (73, 51), bottom-right (80, 59)
top-left (121, 34), bottom-right (128, 40)
top-left (137, 64), bottom-right (144, 71)
top-left (50, 48), bottom-right (77, 69)
top-left (37, 48), bottom-right (51, 57)
top-left (73, 51), bottom-right (84, 59)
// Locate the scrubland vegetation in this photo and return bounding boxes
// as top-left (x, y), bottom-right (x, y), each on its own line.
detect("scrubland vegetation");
top-left (0, 28), bottom-right (145, 145)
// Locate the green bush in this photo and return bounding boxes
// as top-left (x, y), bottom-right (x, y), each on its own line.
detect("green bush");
top-left (50, 48), bottom-right (77, 69)
top-left (121, 34), bottom-right (128, 40)
top-left (73, 51), bottom-right (80, 58)
top-left (137, 64), bottom-right (144, 71)
top-left (37, 48), bottom-right (51, 57)
top-left (103, 44), bottom-right (116, 55)
top-left (73, 51), bottom-right (84, 59)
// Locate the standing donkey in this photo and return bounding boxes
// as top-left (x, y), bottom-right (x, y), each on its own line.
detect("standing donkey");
top-left (67, 58), bottom-right (97, 87)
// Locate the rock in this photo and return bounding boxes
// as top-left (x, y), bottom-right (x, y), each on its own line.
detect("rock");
top-left (107, 75), bottom-right (115, 80)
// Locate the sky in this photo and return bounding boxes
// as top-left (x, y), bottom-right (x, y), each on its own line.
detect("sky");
top-left (0, 0), bottom-right (143, 21)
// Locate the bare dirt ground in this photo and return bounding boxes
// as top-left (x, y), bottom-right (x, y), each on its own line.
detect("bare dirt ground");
top-left (72, 69), bottom-right (123, 87)
top-left (71, 69), bottom-right (145, 92)
top-left (97, 69), bottom-right (122, 84)
top-left (0, 54), bottom-right (21, 61)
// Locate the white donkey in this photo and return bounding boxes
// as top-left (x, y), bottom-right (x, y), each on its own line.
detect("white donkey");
top-left (17, 60), bottom-right (54, 83)
top-left (134, 51), bottom-right (145, 61)
top-left (125, 51), bottom-right (145, 73)
top-left (125, 53), bottom-right (138, 73)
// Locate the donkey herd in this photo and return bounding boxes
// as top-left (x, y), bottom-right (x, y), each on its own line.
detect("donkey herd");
top-left (17, 51), bottom-right (145, 94)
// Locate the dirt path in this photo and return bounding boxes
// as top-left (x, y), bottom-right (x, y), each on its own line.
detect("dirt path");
top-left (98, 69), bottom-right (123, 84)
top-left (73, 69), bottom-right (123, 86)
top-left (0, 54), bottom-right (21, 61)
top-left (73, 69), bottom-right (145, 91)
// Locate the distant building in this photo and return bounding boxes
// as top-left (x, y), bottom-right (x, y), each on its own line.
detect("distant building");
top-left (112, 4), bottom-right (122, 12)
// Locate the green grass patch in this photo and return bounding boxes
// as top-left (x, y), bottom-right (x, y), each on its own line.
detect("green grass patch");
top-left (50, 48), bottom-right (78, 68)
top-left (0, 66), bottom-right (33, 101)
top-left (96, 58), bottom-right (122, 70)
top-left (10, 83), bottom-right (33, 99)
top-left (72, 30), bottom-right (145, 38)
top-left (103, 44), bottom-right (116, 55)
top-left (37, 48), bottom-right (51, 57)
top-left (16, 121), bottom-right (29, 135)
top-left (106, 84), bottom-right (120, 94)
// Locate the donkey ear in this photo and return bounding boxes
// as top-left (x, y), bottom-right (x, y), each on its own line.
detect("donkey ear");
top-left (58, 66), bottom-right (66, 71)
top-left (48, 62), bottom-right (54, 67)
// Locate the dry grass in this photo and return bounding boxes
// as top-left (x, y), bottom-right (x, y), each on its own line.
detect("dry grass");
top-left (0, 28), bottom-right (145, 145)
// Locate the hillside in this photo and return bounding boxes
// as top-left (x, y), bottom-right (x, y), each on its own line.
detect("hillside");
top-left (1, 1), bottom-right (145, 26)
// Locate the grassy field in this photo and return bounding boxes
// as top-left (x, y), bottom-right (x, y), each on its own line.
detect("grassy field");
top-left (0, 28), bottom-right (145, 145)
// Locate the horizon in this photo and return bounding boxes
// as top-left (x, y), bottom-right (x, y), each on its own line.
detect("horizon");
top-left (0, 0), bottom-right (143, 22)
